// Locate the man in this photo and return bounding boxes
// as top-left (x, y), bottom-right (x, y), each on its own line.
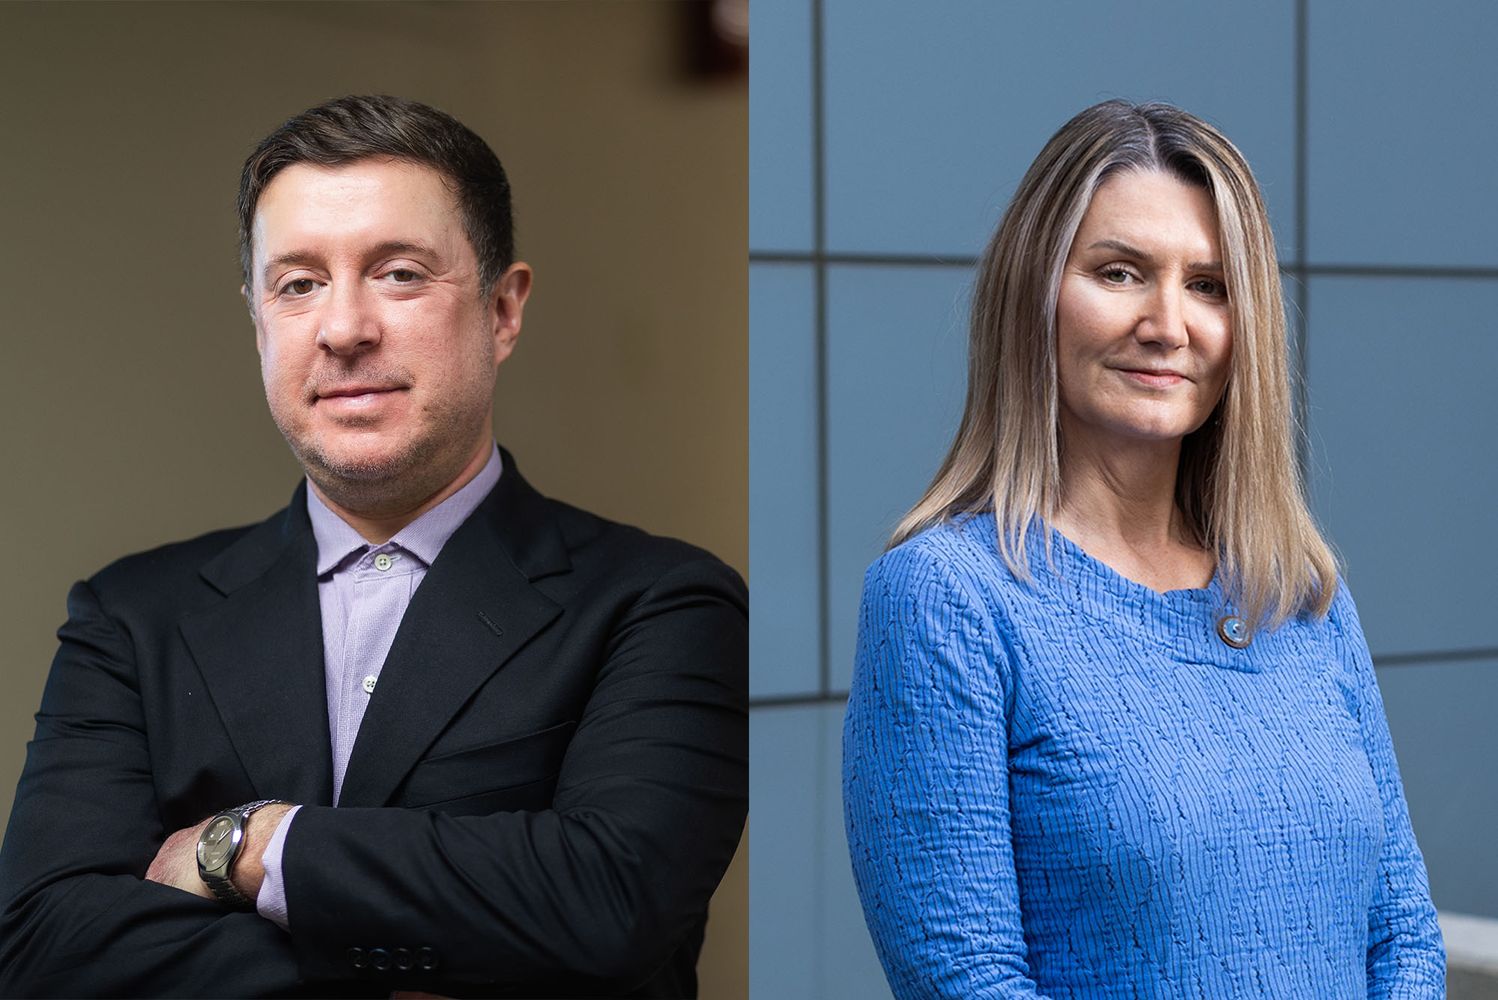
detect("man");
top-left (0, 95), bottom-right (747, 998)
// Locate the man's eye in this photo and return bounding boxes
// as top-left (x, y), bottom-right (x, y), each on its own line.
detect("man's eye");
top-left (387, 269), bottom-right (420, 283)
top-left (281, 278), bottom-right (317, 296)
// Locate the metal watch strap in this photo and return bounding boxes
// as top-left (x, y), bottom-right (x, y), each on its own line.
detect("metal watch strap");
top-left (201, 798), bottom-right (287, 909)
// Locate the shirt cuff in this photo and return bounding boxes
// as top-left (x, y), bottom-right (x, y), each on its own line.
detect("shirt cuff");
top-left (254, 804), bottom-right (302, 931)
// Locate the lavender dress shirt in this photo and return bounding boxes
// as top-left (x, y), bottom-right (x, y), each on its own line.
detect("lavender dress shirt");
top-left (255, 445), bottom-right (503, 930)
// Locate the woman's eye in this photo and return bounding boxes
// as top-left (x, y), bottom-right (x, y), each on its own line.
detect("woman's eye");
top-left (1099, 267), bottom-right (1134, 284)
top-left (1191, 278), bottom-right (1226, 297)
top-left (281, 278), bottom-right (317, 296)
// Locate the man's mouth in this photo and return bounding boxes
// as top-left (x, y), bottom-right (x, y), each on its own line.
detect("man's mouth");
top-left (314, 384), bottom-right (406, 401)
top-left (312, 385), bottom-right (409, 412)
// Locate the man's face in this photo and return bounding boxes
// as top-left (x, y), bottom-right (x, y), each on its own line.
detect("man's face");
top-left (248, 158), bottom-right (527, 506)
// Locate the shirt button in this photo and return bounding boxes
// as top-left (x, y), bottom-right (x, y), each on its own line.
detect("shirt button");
top-left (363, 675), bottom-right (378, 694)
top-left (1217, 615), bottom-right (1251, 649)
top-left (374, 553), bottom-right (394, 571)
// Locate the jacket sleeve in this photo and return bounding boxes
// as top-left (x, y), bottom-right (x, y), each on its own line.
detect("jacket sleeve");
top-left (1327, 584), bottom-right (1446, 999)
top-left (842, 544), bottom-right (1049, 999)
top-left (0, 580), bottom-right (306, 998)
top-left (277, 556), bottom-right (749, 992)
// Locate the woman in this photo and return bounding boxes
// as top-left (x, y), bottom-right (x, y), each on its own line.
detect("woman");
top-left (842, 101), bottom-right (1444, 998)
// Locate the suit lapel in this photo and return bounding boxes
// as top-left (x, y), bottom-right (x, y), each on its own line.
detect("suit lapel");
top-left (180, 486), bottom-right (336, 806)
top-left (337, 455), bottom-right (569, 808)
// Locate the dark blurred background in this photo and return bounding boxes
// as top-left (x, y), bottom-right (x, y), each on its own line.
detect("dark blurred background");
top-left (0, 2), bottom-right (747, 995)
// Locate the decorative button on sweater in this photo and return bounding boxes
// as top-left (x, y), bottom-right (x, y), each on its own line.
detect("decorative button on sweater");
top-left (843, 515), bottom-right (1444, 999)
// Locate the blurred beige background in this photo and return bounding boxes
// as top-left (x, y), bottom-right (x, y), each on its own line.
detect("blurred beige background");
top-left (0, 2), bottom-right (746, 995)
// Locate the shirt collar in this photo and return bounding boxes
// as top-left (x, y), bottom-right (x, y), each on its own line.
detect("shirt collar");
top-left (306, 444), bottom-right (503, 576)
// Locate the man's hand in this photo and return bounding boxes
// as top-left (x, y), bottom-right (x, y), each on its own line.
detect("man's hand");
top-left (145, 803), bottom-right (296, 903)
top-left (144, 815), bottom-right (215, 898)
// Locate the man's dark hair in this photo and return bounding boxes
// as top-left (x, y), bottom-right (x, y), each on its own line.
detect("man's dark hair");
top-left (237, 94), bottom-right (514, 295)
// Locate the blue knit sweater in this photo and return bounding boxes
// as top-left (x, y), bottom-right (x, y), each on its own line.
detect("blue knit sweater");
top-left (843, 515), bottom-right (1444, 999)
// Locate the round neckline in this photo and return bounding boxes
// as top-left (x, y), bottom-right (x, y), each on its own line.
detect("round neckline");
top-left (1021, 517), bottom-right (1232, 631)
top-left (1042, 523), bottom-right (1221, 605)
top-left (1037, 521), bottom-right (1262, 670)
top-left (944, 513), bottom-right (1259, 670)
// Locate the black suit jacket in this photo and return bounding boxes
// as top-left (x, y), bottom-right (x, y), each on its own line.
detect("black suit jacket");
top-left (0, 452), bottom-right (748, 998)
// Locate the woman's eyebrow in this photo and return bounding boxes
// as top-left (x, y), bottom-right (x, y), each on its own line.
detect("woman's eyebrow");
top-left (1087, 238), bottom-right (1151, 261)
top-left (1087, 239), bottom-right (1221, 272)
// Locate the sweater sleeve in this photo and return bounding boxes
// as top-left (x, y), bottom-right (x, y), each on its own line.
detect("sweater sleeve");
top-left (842, 542), bottom-right (1048, 999)
top-left (1328, 584), bottom-right (1446, 999)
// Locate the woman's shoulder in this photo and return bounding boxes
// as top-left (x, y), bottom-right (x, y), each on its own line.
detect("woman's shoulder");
top-left (1309, 574), bottom-right (1372, 667)
top-left (856, 516), bottom-right (1029, 689)
top-left (1271, 573), bottom-right (1357, 645)
top-left (1322, 574), bottom-right (1359, 629)
top-left (863, 514), bottom-right (1032, 613)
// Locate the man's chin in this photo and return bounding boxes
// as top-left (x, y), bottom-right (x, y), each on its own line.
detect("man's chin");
top-left (296, 443), bottom-right (420, 485)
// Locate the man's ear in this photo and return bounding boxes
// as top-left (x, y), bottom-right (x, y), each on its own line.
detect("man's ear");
top-left (489, 262), bottom-right (533, 366)
top-left (242, 284), bottom-right (266, 356)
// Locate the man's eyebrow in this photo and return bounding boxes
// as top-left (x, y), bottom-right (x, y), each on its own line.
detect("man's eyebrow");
top-left (260, 241), bottom-right (444, 286)
top-left (1086, 239), bottom-right (1221, 272)
top-left (262, 251), bottom-right (318, 287)
top-left (366, 239), bottom-right (443, 261)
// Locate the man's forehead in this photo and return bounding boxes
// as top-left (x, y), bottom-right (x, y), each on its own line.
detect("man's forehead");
top-left (248, 159), bottom-right (470, 285)
top-left (253, 159), bottom-right (461, 247)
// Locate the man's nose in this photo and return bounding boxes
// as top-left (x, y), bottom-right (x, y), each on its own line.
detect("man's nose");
top-left (315, 281), bottom-right (381, 355)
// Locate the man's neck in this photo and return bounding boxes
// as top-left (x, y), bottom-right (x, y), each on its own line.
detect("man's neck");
top-left (310, 442), bottom-right (494, 545)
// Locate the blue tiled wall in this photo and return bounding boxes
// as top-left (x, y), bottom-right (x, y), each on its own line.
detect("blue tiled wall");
top-left (821, 0), bottom-right (1298, 258)
top-left (750, 2), bottom-right (1498, 994)
top-left (749, 0), bottom-right (814, 252)
top-left (750, 264), bottom-right (821, 698)
top-left (824, 265), bottom-right (972, 686)
top-left (750, 705), bottom-right (888, 998)
top-left (1306, 277), bottom-right (1498, 656)
top-left (1306, 2), bottom-right (1498, 267)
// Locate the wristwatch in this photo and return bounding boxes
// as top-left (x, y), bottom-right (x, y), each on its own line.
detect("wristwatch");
top-left (196, 799), bottom-right (286, 909)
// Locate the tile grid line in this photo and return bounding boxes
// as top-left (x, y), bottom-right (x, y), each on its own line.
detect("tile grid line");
top-left (1294, 0), bottom-right (1312, 481)
top-left (811, 0), bottom-right (830, 699)
top-left (809, 2), bottom-right (833, 967)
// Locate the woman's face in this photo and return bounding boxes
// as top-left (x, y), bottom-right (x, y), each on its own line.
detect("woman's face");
top-left (1054, 168), bottom-right (1232, 458)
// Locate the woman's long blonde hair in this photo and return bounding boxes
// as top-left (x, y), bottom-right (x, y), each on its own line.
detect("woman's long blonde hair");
top-left (891, 100), bottom-right (1337, 628)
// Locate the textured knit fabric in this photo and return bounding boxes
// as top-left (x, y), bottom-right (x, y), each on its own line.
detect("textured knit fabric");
top-left (843, 515), bottom-right (1444, 999)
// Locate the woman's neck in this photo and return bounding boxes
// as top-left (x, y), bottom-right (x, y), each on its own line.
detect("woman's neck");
top-left (1051, 434), bottom-right (1212, 592)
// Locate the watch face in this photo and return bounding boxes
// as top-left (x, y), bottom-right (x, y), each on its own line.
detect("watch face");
top-left (197, 815), bottom-right (240, 871)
